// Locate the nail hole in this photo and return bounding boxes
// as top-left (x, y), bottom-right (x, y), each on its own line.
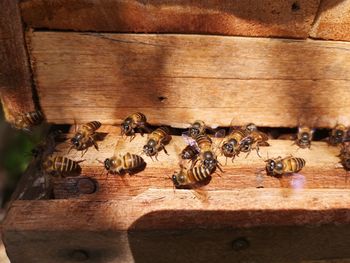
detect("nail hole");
top-left (291, 2), bottom-right (300, 12)
top-left (76, 178), bottom-right (97, 194)
top-left (158, 96), bottom-right (167, 102)
top-left (232, 237), bottom-right (250, 251)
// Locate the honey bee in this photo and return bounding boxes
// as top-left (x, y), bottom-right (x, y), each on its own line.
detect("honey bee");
top-left (121, 112), bottom-right (150, 140)
top-left (295, 126), bottom-right (314, 149)
top-left (103, 152), bottom-right (145, 175)
top-left (143, 127), bottom-right (171, 159)
top-left (193, 134), bottom-right (222, 172)
top-left (13, 110), bottom-right (43, 131)
top-left (239, 130), bottom-right (270, 157)
top-left (221, 128), bottom-right (249, 159)
top-left (70, 121), bottom-right (101, 155)
top-left (265, 156), bottom-right (306, 177)
top-left (180, 145), bottom-right (199, 161)
top-left (338, 142), bottom-right (350, 171)
top-left (187, 120), bottom-right (208, 139)
top-left (329, 124), bottom-right (348, 146)
top-left (172, 164), bottom-right (212, 187)
top-left (41, 156), bottom-right (83, 177)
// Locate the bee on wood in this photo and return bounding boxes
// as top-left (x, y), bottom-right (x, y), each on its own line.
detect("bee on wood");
top-left (172, 164), bottom-right (212, 187)
top-left (193, 134), bottom-right (222, 172)
top-left (121, 112), bottom-right (150, 140)
top-left (180, 145), bottom-right (199, 161)
top-left (143, 127), bottom-right (171, 159)
top-left (103, 152), bottom-right (145, 175)
top-left (329, 124), bottom-right (348, 146)
top-left (221, 128), bottom-right (249, 159)
top-left (187, 120), bottom-right (208, 139)
top-left (239, 130), bottom-right (270, 158)
top-left (70, 121), bottom-right (101, 155)
top-left (41, 156), bottom-right (83, 177)
top-left (13, 110), bottom-right (43, 131)
top-left (295, 126), bottom-right (314, 149)
top-left (265, 156), bottom-right (306, 177)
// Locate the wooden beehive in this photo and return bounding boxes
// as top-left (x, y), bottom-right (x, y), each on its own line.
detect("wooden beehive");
top-left (2, 0), bottom-right (350, 262)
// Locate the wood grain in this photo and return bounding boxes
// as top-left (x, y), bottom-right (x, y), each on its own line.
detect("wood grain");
top-left (4, 225), bottom-right (350, 263)
top-left (29, 32), bottom-right (350, 128)
top-left (0, 0), bottom-right (36, 123)
top-left (19, 0), bottom-right (320, 39)
top-left (23, 126), bottom-right (349, 201)
top-left (310, 0), bottom-right (350, 41)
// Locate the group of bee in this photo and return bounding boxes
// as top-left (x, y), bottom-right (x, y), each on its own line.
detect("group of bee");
top-left (13, 110), bottom-right (350, 192)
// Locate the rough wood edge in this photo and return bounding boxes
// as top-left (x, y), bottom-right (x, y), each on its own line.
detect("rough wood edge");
top-left (0, 0), bottom-right (37, 123)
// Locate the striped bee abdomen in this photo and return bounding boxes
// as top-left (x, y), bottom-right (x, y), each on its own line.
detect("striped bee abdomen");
top-left (83, 121), bottom-right (101, 132)
top-left (123, 153), bottom-right (144, 170)
top-left (190, 166), bottom-right (212, 182)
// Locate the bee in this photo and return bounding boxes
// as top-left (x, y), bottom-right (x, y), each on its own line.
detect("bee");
top-left (295, 126), bottom-right (314, 149)
top-left (338, 142), bottom-right (350, 171)
top-left (187, 120), bottom-right (208, 139)
top-left (193, 134), bottom-right (222, 172)
top-left (239, 130), bottom-right (270, 157)
top-left (41, 156), bottom-right (83, 177)
top-left (221, 128), bottom-right (249, 159)
top-left (265, 156), bottom-right (306, 177)
top-left (13, 110), bottom-right (43, 131)
top-left (103, 152), bottom-right (145, 175)
top-left (70, 121), bottom-right (101, 155)
top-left (329, 124), bottom-right (348, 146)
top-left (172, 164), bottom-right (212, 187)
top-left (143, 127), bottom-right (171, 159)
top-left (121, 112), bottom-right (150, 140)
top-left (180, 145), bottom-right (199, 161)
top-left (243, 123), bottom-right (258, 133)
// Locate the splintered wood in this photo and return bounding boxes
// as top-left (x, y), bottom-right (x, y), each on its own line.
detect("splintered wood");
top-left (28, 32), bottom-right (350, 128)
top-left (40, 126), bottom-right (350, 201)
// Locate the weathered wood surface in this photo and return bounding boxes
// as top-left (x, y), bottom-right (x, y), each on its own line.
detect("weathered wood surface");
top-left (28, 32), bottom-right (350, 128)
top-left (19, 0), bottom-right (320, 39)
top-left (3, 225), bottom-right (350, 263)
top-left (20, 126), bottom-right (349, 201)
top-left (310, 0), bottom-right (350, 41)
top-left (0, 0), bottom-right (36, 123)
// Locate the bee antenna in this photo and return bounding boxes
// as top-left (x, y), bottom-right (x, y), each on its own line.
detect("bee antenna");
top-left (96, 159), bottom-right (104, 164)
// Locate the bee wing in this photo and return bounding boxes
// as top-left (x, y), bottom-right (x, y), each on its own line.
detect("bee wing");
top-left (181, 133), bottom-right (199, 151)
top-left (214, 129), bottom-right (226, 138)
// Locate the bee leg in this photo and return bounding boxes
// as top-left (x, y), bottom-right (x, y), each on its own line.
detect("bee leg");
top-left (67, 145), bottom-right (75, 154)
top-left (216, 164), bottom-right (224, 173)
top-left (155, 153), bottom-right (159, 161)
top-left (256, 145), bottom-right (262, 158)
top-left (90, 137), bottom-right (99, 151)
top-left (81, 148), bottom-right (88, 157)
top-left (162, 145), bottom-right (169, 155)
top-left (245, 150), bottom-right (251, 159)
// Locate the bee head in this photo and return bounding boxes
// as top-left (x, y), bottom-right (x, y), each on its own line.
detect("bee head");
top-left (300, 132), bottom-right (310, 142)
top-left (71, 133), bottom-right (82, 147)
top-left (181, 151), bottom-right (191, 159)
top-left (222, 142), bottom-right (234, 155)
top-left (172, 172), bottom-right (186, 187)
top-left (104, 158), bottom-right (111, 170)
top-left (266, 159), bottom-right (275, 174)
top-left (246, 123), bottom-right (257, 133)
top-left (143, 140), bottom-right (157, 156)
top-left (189, 128), bottom-right (200, 138)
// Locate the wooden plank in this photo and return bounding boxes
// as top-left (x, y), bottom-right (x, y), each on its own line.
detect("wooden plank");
top-left (33, 126), bottom-right (350, 200)
top-left (4, 188), bottom-right (350, 231)
top-left (28, 32), bottom-right (350, 127)
top-left (3, 225), bottom-right (350, 263)
top-left (310, 0), bottom-right (350, 41)
top-left (0, 0), bottom-right (36, 123)
top-left (19, 0), bottom-right (320, 39)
